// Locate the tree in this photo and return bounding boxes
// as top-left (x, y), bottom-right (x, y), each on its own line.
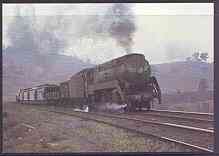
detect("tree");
top-left (200, 53), bottom-right (209, 62)
top-left (187, 52), bottom-right (209, 62)
top-left (192, 52), bottom-right (201, 61)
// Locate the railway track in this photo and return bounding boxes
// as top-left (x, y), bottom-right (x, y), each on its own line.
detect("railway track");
top-left (28, 105), bottom-right (214, 152)
top-left (148, 109), bottom-right (213, 120)
top-left (121, 110), bottom-right (214, 130)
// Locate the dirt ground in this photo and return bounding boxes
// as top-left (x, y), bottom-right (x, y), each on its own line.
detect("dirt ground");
top-left (3, 102), bottom-right (191, 153)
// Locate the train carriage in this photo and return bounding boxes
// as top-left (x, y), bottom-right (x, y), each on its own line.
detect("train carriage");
top-left (23, 89), bottom-right (29, 104)
top-left (60, 80), bottom-right (70, 99)
top-left (36, 84), bottom-right (60, 104)
top-left (16, 89), bottom-right (23, 103)
top-left (18, 84), bottom-right (60, 105)
top-left (66, 69), bottom-right (90, 108)
top-left (29, 89), bottom-right (35, 101)
top-left (36, 87), bottom-right (45, 101)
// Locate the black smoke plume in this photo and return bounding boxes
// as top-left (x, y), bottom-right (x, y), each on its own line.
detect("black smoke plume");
top-left (106, 4), bottom-right (136, 54)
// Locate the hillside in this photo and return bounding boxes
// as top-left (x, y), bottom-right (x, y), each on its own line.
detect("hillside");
top-left (3, 49), bottom-right (93, 101)
top-left (151, 61), bottom-right (213, 94)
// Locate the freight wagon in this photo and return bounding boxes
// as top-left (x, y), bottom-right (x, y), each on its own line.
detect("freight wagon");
top-left (17, 84), bottom-right (60, 105)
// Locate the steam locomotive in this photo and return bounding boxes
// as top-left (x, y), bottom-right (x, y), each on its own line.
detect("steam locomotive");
top-left (16, 53), bottom-right (161, 111)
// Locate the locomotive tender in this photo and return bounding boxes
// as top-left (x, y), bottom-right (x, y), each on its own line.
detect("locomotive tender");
top-left (16, 53), bottom-right (161, 111)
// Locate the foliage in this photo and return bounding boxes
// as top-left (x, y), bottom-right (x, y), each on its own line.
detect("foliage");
top-left (186, 52), bottom-right (209, 62)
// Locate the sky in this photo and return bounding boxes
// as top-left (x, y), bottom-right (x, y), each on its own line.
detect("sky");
top-left (3, 3), bottom-right (214, 64)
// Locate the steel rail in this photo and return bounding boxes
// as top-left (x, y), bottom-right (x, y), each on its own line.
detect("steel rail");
top-left (76, 110), bottom-right (213, 133)
top-left (148, 109), bottom-right (213, 120)
top-left (120, 112), bottom-right (213, 130)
